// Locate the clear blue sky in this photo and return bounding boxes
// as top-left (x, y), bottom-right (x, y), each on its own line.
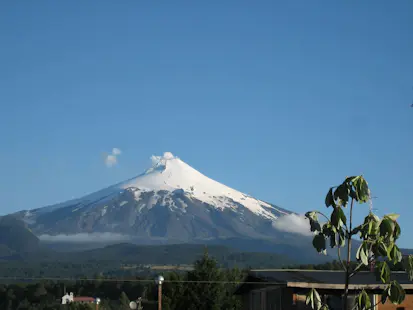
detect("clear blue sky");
top-left (1, 1), bottom-right (412, 246)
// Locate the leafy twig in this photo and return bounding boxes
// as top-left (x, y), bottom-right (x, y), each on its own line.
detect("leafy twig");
top-left (349, 246), bottom-right (373, 278)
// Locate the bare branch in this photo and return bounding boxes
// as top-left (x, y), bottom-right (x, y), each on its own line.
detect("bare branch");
top-left (337, 246), bottom-right (347, 272)
top-left (315, 211), bottom-right (330, 222)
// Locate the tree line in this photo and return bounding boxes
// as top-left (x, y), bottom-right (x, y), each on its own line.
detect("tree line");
top-left (0, 251), bottom-right (244, 310)
top-left (0, 253), bottom-right (406, 309)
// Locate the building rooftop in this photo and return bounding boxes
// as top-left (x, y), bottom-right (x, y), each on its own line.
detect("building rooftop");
top-left (73, 296), bottom-right (95, 302)
top-left (249, 269), bottom-right (412, 285)
top-left (235, 270), bottom-right (413, 294)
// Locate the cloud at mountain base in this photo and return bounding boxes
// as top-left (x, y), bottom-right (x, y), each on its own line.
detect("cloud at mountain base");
top-left (38, 232), bottom-right (131, 243)
top-left (272, 214), bottom-right (312, 236)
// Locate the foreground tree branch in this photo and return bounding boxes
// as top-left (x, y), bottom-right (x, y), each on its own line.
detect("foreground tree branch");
top-left (304, 175), bottom-right (413, 310)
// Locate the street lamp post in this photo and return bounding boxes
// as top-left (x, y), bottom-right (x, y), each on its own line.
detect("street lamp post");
top-left (95, 297), bottom-right (101, 310)
top-left (155, 275), bottom-right (164, 310)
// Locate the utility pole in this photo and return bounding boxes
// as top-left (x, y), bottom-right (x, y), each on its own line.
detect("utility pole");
top-left (154, 275), bottom-right (164, 310)
top-left (158, 284), bottom-right (162, 310)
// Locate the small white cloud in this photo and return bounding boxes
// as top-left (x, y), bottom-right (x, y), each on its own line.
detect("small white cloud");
top-left (104, 148), bottom-right (122, 167)
top-left (105, 155), bottom-right (118, 167)
top-left (112, 148), bottom-right (122, 156)
top-left (272, 214), bottom-right (312, 236)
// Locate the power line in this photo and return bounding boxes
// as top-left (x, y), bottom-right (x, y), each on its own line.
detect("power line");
top-left (0, 276), bottom-right (281, 285)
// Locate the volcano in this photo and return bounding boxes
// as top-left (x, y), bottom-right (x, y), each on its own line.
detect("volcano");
top-left (12, 152), bottom-right (322, 261)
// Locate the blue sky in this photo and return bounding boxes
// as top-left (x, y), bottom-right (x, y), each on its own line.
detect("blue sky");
top-left (1, 1), bottom-right (412, 247)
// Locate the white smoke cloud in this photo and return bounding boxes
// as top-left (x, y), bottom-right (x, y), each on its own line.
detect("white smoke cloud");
top-left (104, 148), bottom-right (122, 167)
top-left (150, 155), bottom-right (162, 165)
top-left (272, 214), bottom-right (312, 236)
top-left (163, 152), bottom-right (175, 160)
top-left (38, 232), bottom-right (132, 243)
top-left (150, 152), bottom-right (176, 166)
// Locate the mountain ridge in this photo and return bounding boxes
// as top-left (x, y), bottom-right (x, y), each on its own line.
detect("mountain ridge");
top-left (9, 152), bottom-right (325, 262)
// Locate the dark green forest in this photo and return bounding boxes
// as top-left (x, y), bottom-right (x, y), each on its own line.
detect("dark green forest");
top-left (0, 217), bottom-right (409, 309)
top-left (0, 255), bottom-right (408, 309)
top-left (0, 243), bottom-right (296, 280)
top-left (0, 251), bottom-right (244, 310)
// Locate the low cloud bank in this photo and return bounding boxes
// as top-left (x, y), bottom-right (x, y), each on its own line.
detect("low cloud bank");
top-left (38, 232), bottom-right (132, 243)
top-left (272, 214), bottom-right (312, 236)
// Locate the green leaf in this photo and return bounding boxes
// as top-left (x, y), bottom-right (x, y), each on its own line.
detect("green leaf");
top-left (380, 218), bottom-right (395, 240)
top-left (385, 214), bottom-right (400, 221)
top-left (367, 221), bottom-right (374, 236)
top-left (377, 240), bottom-right (388, 258)
top-left (387, 243), bottom-right (394, 261)
top-left (312, 234), bottom-right (326, 254)
top-left (393, 221), bottom-right (401, 240)
top-left (371, 213), bottom-right (380, 222)
top-left (360, 248), bottom-right (369, 266)
top-left (306, 211), bottom-right (316, 220)
top-left (403, 255), bottom-right (413, 281)
top-left (339, 208), bottom-right (347, 226)
top-left (345, 175), bottom-right (359, 183)
top-left (357, 221), bottom-right (372, 239)
top-left (334, 183), bottom-right (350, 207)
top-left (375, 261), bottom-right (391, 284)
top-left (349, 188), bottom-right (358, 200)
top-left (313, 289), bottom-right (322, 310)
top-left (322, 222), bottom-right (335, 236)
top-left (311, 221), bottom-right (322, 233)
top-left (305, 288), bottom-right (323, 310)
top-left (329, 234), bottom-right (337, 248)
top-left (325, 188), bottom-right (335, 208)
top-left (362, 213), bottom-right (380, 238)
top-left (306, 212), bottom-right (322, 233)
top-left (331, 207), bottom-right (346, 229)
top-left (352, 175), bottom-right (370, 203)
top-left (388, 281), bottom-right (406, 305)
top-left (356, 290), bottom-right (371, 310)
top-left (356, 242), bottom-right (369, 266)
top-left (338, 229), bottom-right (345, 247)
top-left (389, 244), bottom-right (402, 264)
top-left (305, 290), bottom-right (313, 307)
top-left (356, 243), bottom-right (362, 260)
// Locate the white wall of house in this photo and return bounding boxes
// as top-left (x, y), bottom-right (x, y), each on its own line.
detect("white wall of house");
top-left (61, 292), bottom-right (74, 304)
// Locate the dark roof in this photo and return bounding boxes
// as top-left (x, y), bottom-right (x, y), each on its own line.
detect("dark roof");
top-left (235, 270), bottom-right (413, 295)
top-left (249, 269), bottom-right (411, 285)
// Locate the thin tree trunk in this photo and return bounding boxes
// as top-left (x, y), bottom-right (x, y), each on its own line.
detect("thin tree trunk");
top-left (343, 199), bottom-right (354, 310)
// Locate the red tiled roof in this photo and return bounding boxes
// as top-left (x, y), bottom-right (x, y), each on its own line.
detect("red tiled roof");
top-left (73, 297), bottom-right (95, 302)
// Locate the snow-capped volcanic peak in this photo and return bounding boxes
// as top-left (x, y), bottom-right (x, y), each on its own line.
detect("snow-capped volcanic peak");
top-left (121, 152), bottom-right (288, 220)
top-left (15, 151), bottom-right (296, 241)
